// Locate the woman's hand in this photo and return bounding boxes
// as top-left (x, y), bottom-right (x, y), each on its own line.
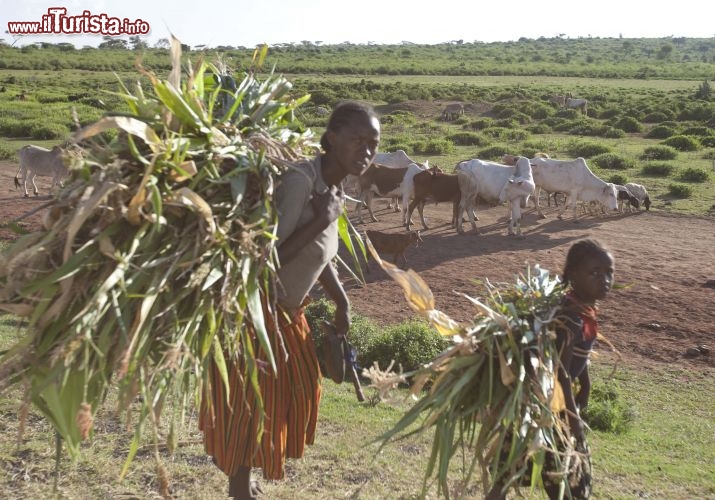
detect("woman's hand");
top-left (311, 185), bottom-right (343, 227)
top-left (334, 303), bottom-right (351, 338)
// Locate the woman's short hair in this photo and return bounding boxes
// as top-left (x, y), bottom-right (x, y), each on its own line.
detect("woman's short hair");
top-left (320, 101), bottom-right (379, 152)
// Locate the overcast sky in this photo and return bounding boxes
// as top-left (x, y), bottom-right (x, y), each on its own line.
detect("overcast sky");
top-left (3, 0), bottom-right (714, 48)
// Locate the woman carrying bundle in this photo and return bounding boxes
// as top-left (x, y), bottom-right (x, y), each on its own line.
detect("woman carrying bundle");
top-left (488, 238), bottom-right (615, 499)
top-left (199, 101), bottom-right (381, 500)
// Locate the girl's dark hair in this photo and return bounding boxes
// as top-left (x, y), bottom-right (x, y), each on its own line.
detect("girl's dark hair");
top-left (562, 238), bottom-right (611, 286)
top-left (320, 101), bottom-right (379, 152)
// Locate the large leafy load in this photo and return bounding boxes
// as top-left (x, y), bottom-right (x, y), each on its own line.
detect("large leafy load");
top-left (0, 41), bottom-right (313, 465)
top-left (363, 241), bottom-right (589, 499)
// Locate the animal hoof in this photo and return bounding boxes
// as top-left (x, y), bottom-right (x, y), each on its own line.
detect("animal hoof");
top-left (538, 214), bottom-right (547, 219)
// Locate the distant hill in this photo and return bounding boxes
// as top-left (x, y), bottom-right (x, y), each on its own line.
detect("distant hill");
top-left (1, 37), bottom-right (715, 79)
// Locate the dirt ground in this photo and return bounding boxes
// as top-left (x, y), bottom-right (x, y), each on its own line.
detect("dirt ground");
top-left (1, 160), bottom-right (714, 371)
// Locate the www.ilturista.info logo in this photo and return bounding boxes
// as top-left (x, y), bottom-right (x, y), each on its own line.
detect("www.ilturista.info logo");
top-left (7, 8), bottom-right (150, 36)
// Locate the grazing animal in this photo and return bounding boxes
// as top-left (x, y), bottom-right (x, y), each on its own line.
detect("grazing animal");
top-left (441, 103), bottom-right (465, 121)
top-left (346, 149), bottom-right (421, 213)
top-left (614, 185), bottom-right (641, 213)
top-left (405, 170), bottom-right (461, 230)
top-left (14, 145), bottom-right (68, 197)
top-left (565, 97), bottom-right (588, 115)
top-left (355, 164), bottom-right (410, 223)
top-left (520, 156), bottom-right (618, 219)
top-left (365, 229), bottom-right (422, 270)
top-left (456, 156), bottom-right (535, 236)
top-left (550, 94), bottom-right (567, 107)
top-left (624, 182), bottom-right (651, 211)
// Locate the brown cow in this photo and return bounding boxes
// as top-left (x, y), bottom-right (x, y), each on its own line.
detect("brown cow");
top-left (405, 170), bottom-right (461, 230)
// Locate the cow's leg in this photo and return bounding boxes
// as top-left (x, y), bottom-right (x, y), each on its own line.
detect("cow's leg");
top-left (402, 191), bottom-right (414, 226)
top-left (459, 197), bottom-right (477, 234)
top-left (405, 199), bottom-right (418, 230)
top-left (533, 186), bottom-right (546, 218)
top-left (31, 173), bottom-right (39, 196)
top-left (367, 194), bottom-right (379, 223)
top-left (417, 201), bottom-right (429, 230)
top-left (356, 192), bottom-right (365, 223)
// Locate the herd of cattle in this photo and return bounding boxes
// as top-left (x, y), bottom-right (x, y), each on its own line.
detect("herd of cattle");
top-left (10, 142), bottom-right (652, 270)
top-left (351, 150), bottom-right (651, 268)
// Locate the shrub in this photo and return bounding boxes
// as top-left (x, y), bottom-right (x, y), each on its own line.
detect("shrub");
top-left (565, 140), bottom-right (611, 158)
top-left (681, 126), bottom-right (713, 137)
top-left (679, 167), bottom-right (710, 183)
top-left (526, 123), bottom-right (551, 134)
top-left (613, 116), bottom-right (643, 133)
top-left (448, 132), bottom-right (487, 147)
top-left (640, 145), bottom-right (677, 161)
top-left (568, 123), bottom-right (603, 137)
top-left (646, 125), bottom-right (676, 139)
top-left (464, 118), bottom-right (494, 131)
top-left (591, 153), bottom-right (632, 170)
top-left (699, 136), bottom-right (715, 148)
top-left (0, 145), bottom-right (15, 160)
top-left (608, 174), bottom-right (628, 185)
top-left (661, 135), bottom-right (700, 151)
top-left (477, 144), bottom-right (511, 160)
top-left (361, 320), bottom-right (449, 373)
top-left (668, 183), bottom-right (693, 198)
top-left (601, 127), bottom-right (626, 139)
top-left (30, 123), bottom-right (69, 140)
top-left (581, 382), bottom-right (635, 434)
top-left (642, 111), bottom-right (672, 123)
top-left (641, 163), bottom-right (675, 177)
top-left (413, 138), bottom-right (455, 155)
top-left (703, 149), bottom-right (715, 160)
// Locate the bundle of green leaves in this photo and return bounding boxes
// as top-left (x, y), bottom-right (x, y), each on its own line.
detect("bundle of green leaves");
top-left (364, 252), bottom-right (588, 499)
top-left (0, 40), bottom-right (324, 474)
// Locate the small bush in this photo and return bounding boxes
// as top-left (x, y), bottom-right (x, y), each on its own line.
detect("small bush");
top-left (591, 153), bottom-right (632, 170)
top-left (526, 123), bottom-right (551, 134)
top-left (362, 320), bottom-right (449, 373)
top-left (413, 138), bottom-right (455, 155)
top-left (30, 123), bottom-right (69, 140)
top-left (700, 136), bottom-right (715, 148)
top-left (668, 183), bottom-right (693, 198)
top-left (640, 145), bottom-right (677, 161)
top-left (679, 167), bottom-right (710, 183)
top-left (642, 111), bottom-right (672, 123)
top-left (641, 163), bottom-right (675, 177)
top-left (0, 145), bottom-right (15, 160)
top-left (681, 126), bottom-right (713, 137)
top-left (608, 174), bottom-right (628, 185)
top-left (566, 140), bottom-right (611, 158)
top-left (661, 135), bottom-right (700, 152)
top-left (702, 150), bottom-right (715, 160)
top-left (613, 116), bottom-right (643, 133)
top-left (646, 125), bottom-right (676, 139)
top-left (448, 132), bottom-right (487, 147)
top-left (464, 118), bottom-right (494, 131)
top-left (581, 382), bottom-right (635, 434)
top-left (477, 144), bottom-right (511, 161)
top-left (601, 127), bottom-right (626, 139)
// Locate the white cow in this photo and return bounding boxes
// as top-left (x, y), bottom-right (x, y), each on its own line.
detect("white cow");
top-left (14, 145), bottom-right (68, 197)
top-left (526, 156), bottom-right (618, 219)
top-left (565, 97), bottom-right (588, 115)
top-left (456, 156), bottom-right (535, 236)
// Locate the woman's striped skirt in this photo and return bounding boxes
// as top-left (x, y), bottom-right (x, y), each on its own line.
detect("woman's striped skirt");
top-left (199, 307), bottom-right (322, 480)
